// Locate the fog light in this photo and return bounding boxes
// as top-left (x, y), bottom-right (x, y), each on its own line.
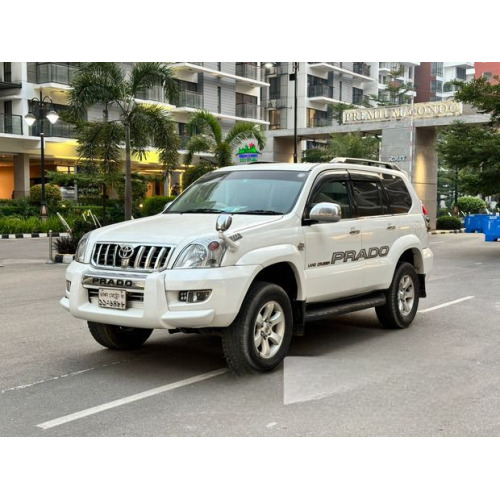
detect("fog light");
top-left (66, 280), bottom-right (71, 293)
top-left (179, 290), bottom-right (211, 303)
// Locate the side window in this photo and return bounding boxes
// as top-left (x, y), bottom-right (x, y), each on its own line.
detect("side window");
top-left (381, 174), bottom-right (413, 214)
top-left (307, 175), bottom-right (353, 219)
top-left (351, 179), bottom-right (387, 217)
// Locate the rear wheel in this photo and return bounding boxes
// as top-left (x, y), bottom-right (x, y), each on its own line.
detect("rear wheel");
top-left (87, 322), bottom-right (152, 350)
top-left (221, 281), bottom-right (293, 375)
top-left (376, 262), bottom-right (419, 329)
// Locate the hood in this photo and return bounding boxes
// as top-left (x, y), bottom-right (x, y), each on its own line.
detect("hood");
top-left (89, 213), bottom-right (283, 246)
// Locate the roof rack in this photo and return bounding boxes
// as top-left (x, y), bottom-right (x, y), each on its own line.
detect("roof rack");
top-left (330, 157), bottom-right (401, 171)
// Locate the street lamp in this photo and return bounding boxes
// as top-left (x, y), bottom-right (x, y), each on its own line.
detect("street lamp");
top-left (25, 92), bottom-right (59, 217)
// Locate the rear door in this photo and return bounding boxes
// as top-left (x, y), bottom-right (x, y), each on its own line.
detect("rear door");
top-left (349, 171), bottom-right (398, 290)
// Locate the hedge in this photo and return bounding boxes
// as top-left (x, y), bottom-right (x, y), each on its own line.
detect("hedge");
top-left (436, 215), bottom-right (462, 230)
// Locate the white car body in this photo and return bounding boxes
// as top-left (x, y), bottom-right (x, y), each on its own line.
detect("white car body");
top-left (61, 159), bottom-right (433, 373)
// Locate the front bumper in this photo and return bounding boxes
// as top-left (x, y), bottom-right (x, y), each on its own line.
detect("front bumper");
top-left (61, 261), bottom-right (261, 330)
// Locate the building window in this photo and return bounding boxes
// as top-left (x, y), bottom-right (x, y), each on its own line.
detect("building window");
top-left (431, 80), bottom-right (443, 93)
top-left (431, 62), bottom-right (443, 77)
top-left (217, 87), bottom-right (221, 113)
top-left (352, 87), bottom-right (364, 104)
top-left (456, 67), bottom-right (466, 80)
top-left (269, 77), bottom-right (281, 100)
top-left (307, 108), bottom-right (329, 128)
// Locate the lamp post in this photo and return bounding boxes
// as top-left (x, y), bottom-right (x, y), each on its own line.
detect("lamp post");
top-left (25, 91), bottom-right (59, 217)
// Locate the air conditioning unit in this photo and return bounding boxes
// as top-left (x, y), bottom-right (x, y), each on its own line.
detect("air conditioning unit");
top-left (267, 100), bottom-right (277, 108)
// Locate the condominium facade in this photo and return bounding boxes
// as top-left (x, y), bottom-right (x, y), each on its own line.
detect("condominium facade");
top-left (0, 62), bottom-right (269, 199)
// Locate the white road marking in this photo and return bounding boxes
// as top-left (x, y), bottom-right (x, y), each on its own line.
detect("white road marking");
top-left (37, 368), bottom-right (228, 430)
top-left (419, 296), bottom-right (475, 313)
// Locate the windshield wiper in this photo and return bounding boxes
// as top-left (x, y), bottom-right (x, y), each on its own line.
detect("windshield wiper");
top-left (178, 208), bottom-right (225, 213)
top-left (236, 210), bottom-right (284, 215)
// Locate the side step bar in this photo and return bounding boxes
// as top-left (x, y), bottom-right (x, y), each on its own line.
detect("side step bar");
top-left (305, 292), bottom-right (386, 322)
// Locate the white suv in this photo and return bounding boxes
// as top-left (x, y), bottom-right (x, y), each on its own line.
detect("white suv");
top-left (61, 158), bottom-right (433, 375)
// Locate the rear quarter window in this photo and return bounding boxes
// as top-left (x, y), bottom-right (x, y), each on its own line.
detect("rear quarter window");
top-left (381, 174), bottom-right (413, 214)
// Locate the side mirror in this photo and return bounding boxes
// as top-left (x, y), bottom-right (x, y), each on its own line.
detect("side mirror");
top-left (216, 213), bottom-right (233, 232)
top-left (309, 202), bottom-right (342, 223)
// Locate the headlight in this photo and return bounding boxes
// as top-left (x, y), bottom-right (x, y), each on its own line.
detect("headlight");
top-left (174, 238), bottom-right (226, 269)
top-left (75, 231), bottom-right (92, 263)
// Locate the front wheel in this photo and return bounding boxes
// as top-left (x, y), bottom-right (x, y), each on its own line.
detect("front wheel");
top-left (87, 322), bottom-right (152, 350)
top-left (221, 281), bottom-right (293, 375)
top-left (376, 262), bottom-right (420, 329)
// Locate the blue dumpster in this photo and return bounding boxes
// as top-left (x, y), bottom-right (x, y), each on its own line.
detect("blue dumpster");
top-left (465, 214), bottom-right (488, 233)
top-left (484, 216), bottom-right (500, 242)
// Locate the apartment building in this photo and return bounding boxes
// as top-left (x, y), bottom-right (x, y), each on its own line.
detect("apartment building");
top-left (414, 62), bottom-right (474, 102)
top-left (0, 62), bottom-right (269, 199)
top-left (261, 61), bottom-right (419, 161)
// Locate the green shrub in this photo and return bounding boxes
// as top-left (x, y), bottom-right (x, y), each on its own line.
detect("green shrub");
top-left (436, 215), bottom-right (462, 230)
top-left (141, 196), bottom-right (175, 217)
top-left (53, 235), bottom-right (78, 254)
top-left (0, 215), bottom-right (65, 234)
top-left (456, 196), bottom-right (486, 214)
top-left (30, 184), bottom-right (62, 206)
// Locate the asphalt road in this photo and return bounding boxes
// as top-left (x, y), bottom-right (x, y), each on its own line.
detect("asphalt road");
top-left (0, 233), bottom-right (499, 438)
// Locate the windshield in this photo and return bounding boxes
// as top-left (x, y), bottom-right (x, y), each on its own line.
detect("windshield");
top-left (165, 170), bottom-right (309, 215)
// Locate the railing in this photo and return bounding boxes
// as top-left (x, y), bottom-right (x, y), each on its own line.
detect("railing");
top-left (235, 63), bottom-right (261, 81)
top-left (235, 103), bottom-right (262, 120)
top-left (135, 86), bottom-right (168, 103)
top-left (31, 119), bottom-right (78, 139)
top-left (177, 90), bottom-right (203, 109)
top-left (307, 116), bottom-right (330, 128)
top-left (353, 62), bottom-right (371, 77)
top-left (0, 114), bottom-right (23, 135)
top-left (35, 63), bottom-right (78, 85)
top-left (308, 85), bottom-right (333, 99)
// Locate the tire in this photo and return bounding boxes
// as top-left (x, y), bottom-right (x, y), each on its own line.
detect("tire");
top-left (376, 262), bottom-right (420, 329)
top-left (221, 281), bottom-right (293, 375)
top-left (87, 322), bottom-right (152, 350)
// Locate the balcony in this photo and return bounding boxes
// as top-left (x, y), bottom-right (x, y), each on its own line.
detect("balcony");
top-left (34, 63), bottom-right (78, 86)
top-left (353, 62), bottom-right (371, 78)
top-left (135, 86), bottom-right (169, 103)
top-left (235, 63), bottom-right (261, 81)
top-left (235, 103), bottom-right (263, 120)
top-left (176, 90), bottom-right (203, 109)
top-left (30, 119), bottom-right (78, 139)
top-left (0, 114), bottom-right (23, 135)
top-left (0, 80), bottom-right (22, 91)
top-left (307, 116), bottom-right (331, 128)
top-left (308, 85), bottom-right (333, 99)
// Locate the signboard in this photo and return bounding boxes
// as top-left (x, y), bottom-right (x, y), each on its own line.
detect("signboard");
top-left (238, 143), bottom-right (260, 163)
top-left (343, 101), bottom-right (463, 124)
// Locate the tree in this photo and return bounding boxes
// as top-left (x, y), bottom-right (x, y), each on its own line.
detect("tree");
top-left (453, 75), bottom-right (500, 126)
top-left (66, 62), bottom-right (180, 220)
top-left (436, 121), bottom-right (500, 198)
top-left (302, 132), bottom-right (379, 163)
top-left (368, 66), bottom-right (414, 106)
top-left (183, 110), bottom-right (266, 167)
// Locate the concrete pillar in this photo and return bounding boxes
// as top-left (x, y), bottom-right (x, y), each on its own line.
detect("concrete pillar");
top-left (13, 153), bottom-right (30, 199)
top-left (413, 128), bottom-right (438, 229)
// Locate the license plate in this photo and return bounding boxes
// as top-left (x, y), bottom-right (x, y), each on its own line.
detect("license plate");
top-left (98, 288), bottom-right (126, 310)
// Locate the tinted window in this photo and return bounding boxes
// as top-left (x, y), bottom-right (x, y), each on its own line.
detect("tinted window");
top-left (382, 174), bottom-right (412, 214)
top-left (352, 180), bottom-right (386, 217)
top-left (311, 179), bottom-right (353, 219)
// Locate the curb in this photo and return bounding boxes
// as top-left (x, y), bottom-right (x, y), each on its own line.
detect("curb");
top-left (1, 232), bottom-right (69, 239)
top-left (54, 254), bottom-right (75, 264)
top-left (431, 229), bottom-right (464, 234)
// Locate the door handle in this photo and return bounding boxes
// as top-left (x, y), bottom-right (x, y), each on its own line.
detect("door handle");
top-left (387, 224), bottom-right (396, 230)
top-left (350, 228), bottom-right (360, 235)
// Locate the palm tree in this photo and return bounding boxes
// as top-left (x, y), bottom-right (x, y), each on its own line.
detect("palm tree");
top-left (66, 62), bottom-right (180, 220)
top-left (183, 110), bottom-right (266, 167)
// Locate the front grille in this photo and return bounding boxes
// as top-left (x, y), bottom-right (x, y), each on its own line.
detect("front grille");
top-left (92, 243), bottom-right (173, 272)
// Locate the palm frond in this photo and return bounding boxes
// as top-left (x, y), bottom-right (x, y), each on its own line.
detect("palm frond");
top-left (130, 62), bottom-right (180, 104)
top-left (183, 135), bottom-right (214, 166)
top-left (226, 122), bottom-right (266, 150)
top-left (186, 110), bottom-right (223, 144)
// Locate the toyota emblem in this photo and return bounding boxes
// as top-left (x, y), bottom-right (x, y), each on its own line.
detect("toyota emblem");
top-left (118, 245), bottom-right (135, 259)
